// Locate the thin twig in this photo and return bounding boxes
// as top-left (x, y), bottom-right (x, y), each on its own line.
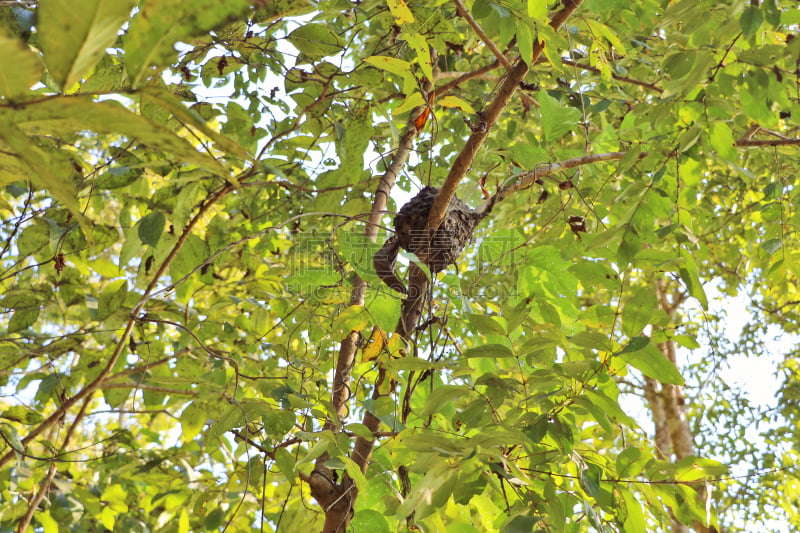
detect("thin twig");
top-left (452, 0), bottom-right (514, 73)
top-left (478, 150), bottom-right (646, 215)
top-left (561, 58), bottom-right (663, 93)
top-left (734, 123), bottom-right (800, 146)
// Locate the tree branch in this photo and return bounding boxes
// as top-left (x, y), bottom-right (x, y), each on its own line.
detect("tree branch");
top-left (0, 180), bottom-right (239, 470)
top-left (452, 0), bottom-right (514, 73)
top-left (477, 151), bottom-right (643, 215)
top-left (735, 139), bottom-right (800, 147)
top-left (427, 0), bottom-right (584, 231)
top-left (734, 122), bottom-right (800, 146)
top-left (561, 58), bottom-right (663, 93)
top-left (306, 80), bottom-right (434, 533)
top-left (434, 59), bottom-right (502, 97)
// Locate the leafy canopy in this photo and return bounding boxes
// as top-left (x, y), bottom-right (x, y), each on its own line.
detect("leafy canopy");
top-left (1, 0), bottom-right (800, 532)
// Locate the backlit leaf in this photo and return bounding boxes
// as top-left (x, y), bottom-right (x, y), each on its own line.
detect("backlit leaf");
top-left (386, 0), bottom-right (414, 24)
top-left (125, 0), bottom-right (251, 86)
top-left (0, 32), bottom-right (41, 97)
top-left (539, 92), bottom-right (581, 143)
top-left (138, 211), bottom-right (166, 247)
top-left (39, 0), bottom-right (137, 89)
top-left (620, 341), bottom-right (684, 385)
top-left (464, 343), bottom-right (515, 358)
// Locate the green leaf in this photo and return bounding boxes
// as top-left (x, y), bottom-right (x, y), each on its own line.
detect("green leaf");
top-left (664, 50), bottom-right (696, 79)
top-left (621, 489), bottom-right (647, 532)
top-left (517, 24), bottom-right (533, 66)
top-left (710, 121), bottom-right (736, 161)
top-left (618, 335), bottom-right (650, 355)
top-left (274, 447), bottom-right (296, 481)
top-left (584, 389), bottom-right (636, 427)
top-left (579, 464), bottom-right (602, 498)
top-left (585, 19), bottom-right (627, 55)
top-left (466, 313), bottom-right (507, 336)
top-left (100, 484), bottom-right (129, 512)
top-left (673, 334), bottom-right (700, 349)
top-left (287, 23), bottom-right (343, 62)
top-left (138, 211), bottom-right (166, 247)
top-left (263, 410), bottom-right (295, 438)
top-left (538, 92), bottom-right (581, 143)
top-left (463, 343), bottom-right (515, 358)
top-left (677, 125), bottom-right (702, 153)
top-left (342, 456), bottom-right (369, 493)
top-left (503, 516), bottom-right (541, 533)
top-left (0, 32), bottom-right (41, 97)
top-left (617, 226), bottom-right (641, 268)
top-left (141, 88), bottom-right (252, 161)
top-left (36, 511), bottom-right (59, 533)
top-left (620, 342), bottom-right (684, 385)
top-left (420, 385), bottom-right (469, 416)
top-left (0, 117), bottom-right (88, 232)
top-left (621, 287), bottom-right (657, 337)
top-left (206, 403), bottom-right (244, 441)
top-left (330, 305), bottom-right (370, 339)
top-left (392, 92), bottom-right (426, 116)
top-left (170, 233), bottom-right (208, 282)
top-left (17, 223), bottom-right (50, 258)
top-left (125, 0), bottom-right (251, 86)
top-left (179, 401), bottom-right (206, 442)
top-left (351, 510), bottom-right (390, 533)
top-left (568, 331), bottom-right (612, 352)
top-left (740, 5), bottom-right (763, 38)
top-left (10, 98), bottom-right (228, 175)
top-left (97, 279), bottom-right (127, 320)
top-left (1, 405), bottom-right (44, 425)
top-left (38, 0), bottom-right (137, 89)
top-left (527, 0), bottom-right (547, 19)
top-left (0, 424), bottom-right (24, 454)
top-left (761, 238), bottom-right (782, 255)
top-left (678, 249), bottom-right (708, 310)
top-left (396, 463), bottom-right (455, 519)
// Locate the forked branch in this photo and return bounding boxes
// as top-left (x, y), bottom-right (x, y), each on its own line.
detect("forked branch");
top-left (427, 0), bottom-right (584, 230)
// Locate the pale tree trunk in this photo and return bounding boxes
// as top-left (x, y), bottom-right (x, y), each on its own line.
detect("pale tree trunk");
top-left (646, 278), bottom-right (715, 533)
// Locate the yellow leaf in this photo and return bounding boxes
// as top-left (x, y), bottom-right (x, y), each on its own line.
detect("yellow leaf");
top-left (364, 55), bottom-right (412, 77)
top-left (402, 32), bottom-right (433, 81)
top-left (100, 483), bottom-right (129, 512)
top-left (331, 305), bottom-right (370, 338)
top-left (99, 507), bottom-right (116, 530)
top-left (36, 511), bottom-right (59, 533)
top-left (179, 508), bottom-right (190, 533)
top-left (392, 92), bottom-right (425, 116)
top-left (386, 334), bottom-right (407, 357)
top-left (527, 0), bottom-right (548, 19)
top-left (386, 0), bottom-right (414, 24)
top-left (361, 325), bottom-right (387, 362)
top-left (438, 95), bottom-right (476, 114)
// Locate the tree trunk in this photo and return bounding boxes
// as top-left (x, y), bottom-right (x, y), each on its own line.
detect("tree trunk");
top-left (649, 278), bottom-right (714, 533)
